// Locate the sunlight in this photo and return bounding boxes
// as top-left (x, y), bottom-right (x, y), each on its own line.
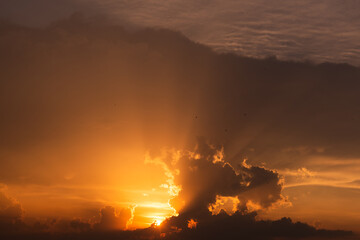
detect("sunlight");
top-left (151, 216), bottom-right (166, 226)
top-left (154, 219), bottom-right (162, 226)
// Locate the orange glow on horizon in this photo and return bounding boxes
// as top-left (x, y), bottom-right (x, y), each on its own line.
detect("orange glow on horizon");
top-left (151, 216), bottom-right (166, 226)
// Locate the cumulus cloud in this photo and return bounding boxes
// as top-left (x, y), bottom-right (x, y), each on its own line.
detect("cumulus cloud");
top-left (151, 138), bottom-right (286, 219)
top-left (145, 138), bottom-right (291, 233)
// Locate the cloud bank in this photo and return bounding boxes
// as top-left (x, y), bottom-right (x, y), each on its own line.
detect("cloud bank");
top-left (0, 142), bottom-right (355, 239)
top-left (2, 0), bottom-right (360, 66)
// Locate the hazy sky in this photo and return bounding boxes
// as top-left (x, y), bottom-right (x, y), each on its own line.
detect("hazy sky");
top-left (1, 1), bottom-right (360, 239)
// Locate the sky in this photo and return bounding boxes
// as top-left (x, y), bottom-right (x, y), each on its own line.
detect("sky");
top-left (1, 1), bottom-right (360, 240)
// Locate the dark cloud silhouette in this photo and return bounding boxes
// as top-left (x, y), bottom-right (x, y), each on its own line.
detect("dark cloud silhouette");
top-left (0, 188), bottom-right (130, 235)
top-left (0, 213), bottom-right (355, 240)
top-left (145, 139), bottom-right (356, 239)
top-left (0, 149), bottom-right (355, 240)
top-left (149, 138), bottom-right (284, 219)
top-left (159, 212), bottom-right (354, 240)
top-left (0, 190), bottom-right (25, 233)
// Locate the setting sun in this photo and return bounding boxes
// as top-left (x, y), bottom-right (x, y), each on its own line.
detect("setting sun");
top-left (151, 216), bottom-right (166, 227)
top-left (154, 220), bottom-right (162, 226)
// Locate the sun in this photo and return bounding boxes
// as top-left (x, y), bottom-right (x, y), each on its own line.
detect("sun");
top-left (151, 216), bottom-right (166, 227)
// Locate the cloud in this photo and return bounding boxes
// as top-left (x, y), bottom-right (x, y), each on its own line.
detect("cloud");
top-left (79, 0), bottom-right (360, 67)
top-left (0, 189), bottom-right (25, 233)
top-left (0, 144), bottom-right (354, 240)
top-left (160, 213), bottom-right (353, 240)
top-left (0, 15), bottom-right (360, 238)
top-left (2, 0), bottom-right (360, 64)
top-left (149, 138), bottom-right (286, 219)
top-left (0, 186), bottom-right (132, 235)
top-left (94, 206), bottom-right (132, 231)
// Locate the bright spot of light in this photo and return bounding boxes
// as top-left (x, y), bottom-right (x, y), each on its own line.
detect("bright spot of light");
top-left (151, 215), bottom-right (166, 227)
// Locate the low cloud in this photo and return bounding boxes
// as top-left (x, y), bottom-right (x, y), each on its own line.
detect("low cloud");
top-left (94, 206), bottom-right (132, 231)
top-left (0, 189), bottom-right (24, 233)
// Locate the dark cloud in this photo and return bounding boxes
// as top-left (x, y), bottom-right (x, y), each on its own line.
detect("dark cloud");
top-left (0, 147), bottom-right (355, 239)
top-left (145, 139), bottom-right (355, 239)
top-left (152, 138), bottom-right (284, 218)
top-left (0, 213), bottom-right (355, 240)
top-left (159, 212), bottom-right (354, 240)
top-left (0, 190), bottom-right (25, 233)
top-left (0, 188), bottom-right (130, 235)
top-left (0, 200), bottom-right (132, 236)
top-left (42, 218), bottom-right (92, 233)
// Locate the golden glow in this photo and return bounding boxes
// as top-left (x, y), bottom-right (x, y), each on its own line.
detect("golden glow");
top-left (208, 195), bottom-right (240, 215)
top-left (151, 216), bottom-right (166, 226)
top-left (246, 200), bottom-right (262, 212)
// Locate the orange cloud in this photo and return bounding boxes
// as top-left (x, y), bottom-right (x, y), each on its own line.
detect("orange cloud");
top-left (187, 219), bottom-right (197, 229)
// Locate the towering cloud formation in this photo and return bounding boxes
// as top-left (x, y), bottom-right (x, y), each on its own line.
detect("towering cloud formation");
top-left (149, 141), bottom-right (354, 239)
top-left (147, 138), bottom-right (286, 229)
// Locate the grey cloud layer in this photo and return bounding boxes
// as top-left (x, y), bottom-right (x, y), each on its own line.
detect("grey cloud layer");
top-left (92, 0), bottom-right (360, 66)
top-left (1, 0), bottom-right (360, 66)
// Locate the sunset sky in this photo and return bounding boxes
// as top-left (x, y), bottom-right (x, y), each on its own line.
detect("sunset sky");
top-left (1, 1), bottom-right (360, 239)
